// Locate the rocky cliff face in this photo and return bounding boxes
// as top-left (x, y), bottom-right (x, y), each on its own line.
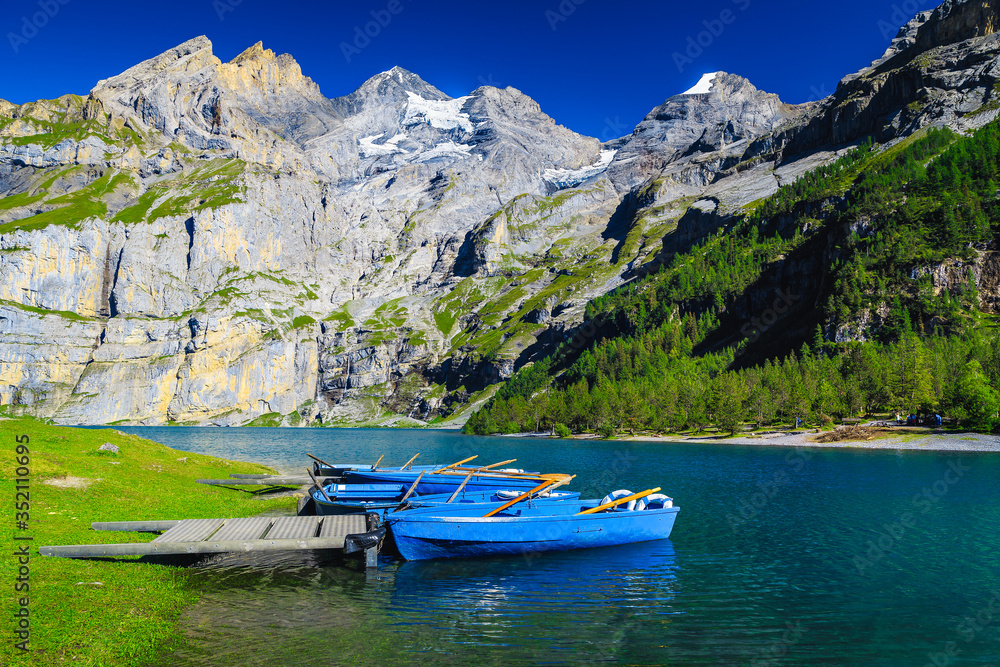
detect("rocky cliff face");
top-left (2, 0), bottom-right (998, 426)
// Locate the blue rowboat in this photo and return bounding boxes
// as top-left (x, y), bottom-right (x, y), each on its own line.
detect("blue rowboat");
top-left (341, 469), bottom-right (550, 495)
top-left (386, 498), bottom-right (679, 560)
top-left (408, 490), bottom-right (580, 509)
top-left (312, 485), bottom-right (581, 515)
top-left (313, 463), bottom-right (445, 477)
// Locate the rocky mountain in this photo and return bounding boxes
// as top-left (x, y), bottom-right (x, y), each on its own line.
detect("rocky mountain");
top-left (1, 0), bottom-right (998, 426)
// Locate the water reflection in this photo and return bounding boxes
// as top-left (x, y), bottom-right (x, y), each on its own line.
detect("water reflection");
top-left (379, 540), bottom-right (682, 663)
top-left (389, 539), bottom-right (679, 611)
top-left (156, 541), bottom-right (682, 666)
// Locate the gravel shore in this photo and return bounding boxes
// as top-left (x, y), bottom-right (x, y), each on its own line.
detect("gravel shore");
top-left (619, 429), bottom-right (1000, 452)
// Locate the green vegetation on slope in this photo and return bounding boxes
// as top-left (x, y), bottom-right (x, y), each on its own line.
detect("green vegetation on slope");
top-left (467, 124), bottom-right (1000, 436)
top-left (112, 158), bottom-right (246, 224)
top-left (0, 171), bottom-right (135, 234)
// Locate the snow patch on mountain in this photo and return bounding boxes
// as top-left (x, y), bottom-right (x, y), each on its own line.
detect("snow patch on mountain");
top-left (543, 149), bottom-right (617, 189)
top-left (682, 73), bottom-right (719, 95)
top-left (414, 141), bottom-right (475, 163)
top-left (404, 92), bottom-right (474, 133)
top-left (358, 133), bottom-right (408, 157)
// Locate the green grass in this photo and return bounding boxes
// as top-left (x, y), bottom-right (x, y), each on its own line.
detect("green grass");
top-left (406, 331), bottom-right (428, 347)
top-left (0, 298), bottom-right (92, 321)
top-left (113, 159), bottom-right (247, 225)
top-left (111, 190), bottom-right (162, 224)
top-left (245, 412), bottom-right (284, 427)
top-left (322, 308), bottom-right (356, 329)
top-left (0, 192), bottom-right (46, 212)
top-left (433, 308), bottom-right (457, 337)
top-left (0, 417), bottom-right (293, 666)
top-left (148, 196), bottom-right (191, 222)
top-left (6, 119), bottom-right (116, 150)
top-left (0, 171), bottom-right (134, 234)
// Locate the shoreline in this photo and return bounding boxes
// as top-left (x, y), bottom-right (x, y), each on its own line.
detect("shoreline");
top-left (622, 430), bottom-right (1000, 452)
top-left (47, 420), bottom-right (1000, 453)
top-left (505, 428), bottom-right (1000, 452)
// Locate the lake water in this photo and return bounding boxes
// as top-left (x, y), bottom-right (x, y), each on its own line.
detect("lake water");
top-left (104, 427), bottom-right (1000, 666)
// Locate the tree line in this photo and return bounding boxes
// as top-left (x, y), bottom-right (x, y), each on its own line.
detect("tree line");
top-left (466, 123), bottom-right (1000, 436)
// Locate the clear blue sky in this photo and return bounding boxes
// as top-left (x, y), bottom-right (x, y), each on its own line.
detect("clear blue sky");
top-left (0, 0), bottom-right (941, 139)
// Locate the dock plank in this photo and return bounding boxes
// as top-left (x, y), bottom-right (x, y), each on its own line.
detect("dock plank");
top-left (212, 517), bottom-right (274, 542)
top-left (265, 516), bottom-right (321, 540)
top-left (154, 519), bottom-right (224, 543)
top-left (196, 477), bottom-right (311, 486)
top-left (40, 536), bottom-right (350, 558)
top-left (93, 520), bottom-right (180, 533)
top-left (41, 514), bottom-right (376, 562)
top-left (320, 514), bottom-right (366, 538)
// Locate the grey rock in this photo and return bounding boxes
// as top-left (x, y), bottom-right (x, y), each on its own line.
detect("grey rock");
top-left (3, 6), bottom-right (1000, 426)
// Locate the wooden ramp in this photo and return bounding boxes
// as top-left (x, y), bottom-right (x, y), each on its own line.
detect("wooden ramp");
top-left (39, 515), bottom-right (380, 566)
top-left (196, 475), bottom-right (315, 486)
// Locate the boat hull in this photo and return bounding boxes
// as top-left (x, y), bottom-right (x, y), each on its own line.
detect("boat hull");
top-left (388, 505), bottom-right (680, 560)
top-left (311, 483), bottom-right (407, 515)
top-left (312, 488), bottom-right (581, 516)
top-left (342, 470), bottom-right (547, 495)
top-left (314, 463), bottom-right (443, 477)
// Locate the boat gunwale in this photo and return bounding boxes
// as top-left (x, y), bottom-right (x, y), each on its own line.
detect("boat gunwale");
top-left (387, 506), bottom-right (680, 524)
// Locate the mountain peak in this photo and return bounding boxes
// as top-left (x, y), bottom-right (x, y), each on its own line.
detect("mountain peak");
top-left (357, 67), bottom-right (450, 100)
top-left (332, 66), bottom-right (450, 117)
top-left (673, 72), bottom-right (764, 101)
top-left (681, 72), bottom-right (721, 95)
top-left (92, 36), bottom-right (218, 92)
top-left (385, 65), bottom-right (415, 78)
top-left (867, 0), bottom-right (1000, 70)
top-left (230, 41), bottom-right (275, 64)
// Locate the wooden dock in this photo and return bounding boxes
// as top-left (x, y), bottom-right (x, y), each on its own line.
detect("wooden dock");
top-left (195, 474), bottom-right (317, 486)
top-left (39, 514), bottom-right (382, 567)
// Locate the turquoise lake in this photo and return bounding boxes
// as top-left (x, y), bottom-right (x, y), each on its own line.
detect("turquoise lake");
top-left (105, 427), bottom-right (1000, 666)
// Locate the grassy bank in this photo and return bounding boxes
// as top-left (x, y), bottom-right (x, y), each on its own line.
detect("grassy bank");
top-left (1, 417), bottom-right (296, 666)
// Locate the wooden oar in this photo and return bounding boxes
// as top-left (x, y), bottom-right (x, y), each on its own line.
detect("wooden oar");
top-left (575, 487), bottom-right (661, 515)
top-left (445, 472), bottom-right (475, 503)
top-left (401, 453), bottom-right (421, 470)
top-left (308, 469), bottom-right (333, 503)
top-left (437, 455), bottom-right (478, 471)
top-left (306, 453), bottom-right (337, 470)
top-left (452, 459), bottom-right (517, 472)
top-left (482, 478), bottom-right (563, 518)
top-left (539, 474), bottom-right (576, 495)
top-left (484, 459), bottom-right (516, 469)
top-left (480, 474), bottom-right (574, 518)
top-left (372, 454), bottom-right (385, 470)
top-left (393, 471), bottom-right (425, 511)
top-left (433, 469), bottom-right (548, 480)
top-left (442, 462), bottom-right (528, 504)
